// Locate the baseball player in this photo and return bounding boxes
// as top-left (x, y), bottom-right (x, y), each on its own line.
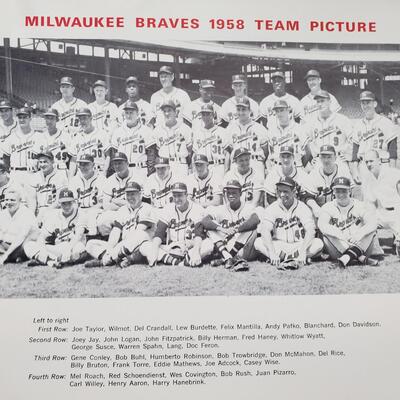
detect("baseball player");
top-left (223, 147), bottom-right (264, 207)
top-left (264, 145), bottom-right (310, 205)
top-left (200, 180), bottom-right (260, 271)
top-left (69, 108), bottom-right (111, 176)
top-left (85, 181), bottom-right (156, 268)
top-left (26, 151), bottom-right (68, 225)
top-left (142, 182), bottom-right (214, 267)
top-left (51, 76), bottom-right (87, 136)
top-left (301, 69), bottom-right (341, 119)
top-left (318, 177), bottom-right (379, 267)
top-left (111, 101), bottom-right (157, 182)
top-left (224, 97), bottom-right (269, 177)
top-left (192, 103), bottom-right (226, 180)
top-left (266, 100), bottom-right (312, 168)
top-left (24, 189), bottom-right (87, 268)
top-left (220, 74), bottom-right (260, 126)
top-left (351, 91), bottom-right (398, 168)
top-left (0, 100), bottom-right (17, 156)
top-left (186, 154), bottom-right (222, 207)
top-left (254, 176), bottom-right (323, 270)
top-left (118, 76), bottom-right (152, 126)
top-left (0, 187), bottom-right (39, 264)
top-left (360, 149), bottom-right (400, 256)
top-left (259, 71), bottom-right (304, 125)
top-left (1, 107), bottom-right (47, 186)
top-left (190, 80), bottom-right (223, 129)
top-left (40, 108), bottom-right (72, 173)
top-left (153, 100), bottom-right (193, 177)
top-left (0, 161), bottom-right (22, 210)
top-left (150, 66), bottom-right (192, 127)
top-left (143, 157), bottom-right (176, 209)
top-left (88, 80), bottom-right (119, 132)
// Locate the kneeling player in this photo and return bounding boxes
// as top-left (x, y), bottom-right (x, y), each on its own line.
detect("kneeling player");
top-left (255, 177), bottom-right (323, 270)
top-left (142, 182), bottom-right (214, 267)
top-left (85, 182), bottom-right (155, 268)
top-left (318, 177), bottom-right (379, 268)
top-left (199, 180), bottom-right (260, 271)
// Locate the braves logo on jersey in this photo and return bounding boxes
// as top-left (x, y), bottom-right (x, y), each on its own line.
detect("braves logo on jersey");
top-left (275, 216), bottom-right (305, 240)
top-left (76, 186), bottom-right (99, 208)
top-left (169, 218), bottom-right (196, 241)
top-left (37, 183), bottom-right (57, 207)
top-left (46, 223), bottom-right (75, 245)
top-left (329, 214), bottom-right (362, 230)
top-left (150, 186), bottom-right (173, 205)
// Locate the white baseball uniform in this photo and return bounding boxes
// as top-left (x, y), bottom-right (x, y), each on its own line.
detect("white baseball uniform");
top-left (88, 100), bottom-right (119, 132)
top-left (39, 128), bottom-right (71, 171)
top-left (118, 99), bottom-right (153, 126)
top-left (51, 97), bottom-right (88, 136)
top-left (185, 170), bottom-right (222, 206)
top-left (260, 93), bottom-right (304, 122)
top-left (0, 120), bottom-right (17, 157)
top-left (102, 170), bottom-right (136, 210)
top-left (301, 92), bottom-right (341, 120)
top-left (221, 96), bottom-right (260, 123)
top-left (143, 171), bottom-right (176, 209)
top-left (69, 172), bottom-right (106, 210)
top-left (190, 99), bottom-right (223, 129)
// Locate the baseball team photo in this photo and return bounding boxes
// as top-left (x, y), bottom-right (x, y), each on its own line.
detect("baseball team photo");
top-left (0, 38), bottom-right (400, 298)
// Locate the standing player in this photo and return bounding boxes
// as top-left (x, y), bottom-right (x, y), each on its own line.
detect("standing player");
top-left (223, 147), bottom-right (264, 207)
top-left (200, 180), bottom-right (260, 271)
top-left (190, 80), bottom-right (223, 129)
top-left (186, 154), bottom-right (222, 207)
top-left (153, 100), bottom-right (193, 178)
top-left (0, 100), bottom-right (17, 157)
top-left (221, 74), bottom-right (259, 126)
top-left (301, 69), bottom-right (341, 120)
top-left (142, 182), bottom-right (214, 267)
top-left (0, 161), bottom-right (21, 209)
top-left (143, 157), bottom-right (176, 209)
top-left (150, 66), bottom-right (192, 127)
top-left (318, 177), bottom-right (379, 267)
top-left (69, 108), bottom-right (111, 176)
top-left (51, 77), bottom-right (87, 136)
top-left (88, 80), bottom-right (119, 133)
top-left (255, 177), bottom-right (323, 270)
top-left (111, 101), bottom-right (157, 182)
top-left (223, 97), bottom-right (269, 177)
top-left (118, 76), bottom-right (152, 126)
top-left (192, 103), bottom-right (226, 181)
top-left (259, 71), bottom-right (304, 125)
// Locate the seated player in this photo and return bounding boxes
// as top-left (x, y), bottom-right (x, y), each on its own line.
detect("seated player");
top-left (318, 177), bottom-right (379, 268)
top-left (186, 154), bottom-right (222, 207)
top-left (199, 180), bottom-right (260, 271)
top-left (85, 182), bottom-right (156, 268)
top-left (223, 147), bottom-right (264, 207)
top-left (255, 177), bottom-right (323, 270)
top-left (0, 161), bottom-right (22, 209)
top-left (0, 187), bottom-right (39, 264)
top-left (143, 157), bottom-right (176, 209)
top-left (142, 182), bottom-right (214, 267)
top-left (24, 189), bottom-right (87, 268)
top-left (264, 145), bottom-right (310, 204)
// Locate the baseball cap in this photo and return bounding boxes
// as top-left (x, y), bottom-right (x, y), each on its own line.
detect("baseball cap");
top-left (154, 157), bottom-right (170, 167)
top-left (272, 100), bottom-right (289, 110)
top-left (125, 181), bottom-right (142, 192)
top-left (77, 154), bottom-right (95, 163)
top-left (159, 66), bottom-right (174, 75)
top-left (0, 100), bottom-right (12, 109)
top-left (199, 79), bottom-right (215, 89)
top-left (16, 107), bottom-right (31, 117)
top-left (0, 161), bottom-right (9, 172)
top-left (271, 71), bottom-right (285, 80)
top-left (199, 103), bottom-right (214, 113)
top-left (331, 176), bottom-right (351, 189)
top-left (93, 80), bottom-right (107, 88)
top-left (224, 180), bottom-right (241, 190)
top-left (320, 145), bottom-right (336, 155)
top-left (360, 91), bottom-right (376, 101)
top-left (76, 108), bottom-right (92, 117)
top-left (60, 77), bottom-right (74, 86)
top-left (276, 176), bottom-right (296, 189)
top-left (37, 150), bottom-right (54, 161)
top-left (193, 154), bottom-right (209, 164)
top-left (123, 101), bottom-right (139, 111)
top-left (126, 76), bottom-right (139, 86)
top-left (232, 74), bottom-right (246, 83)
top-left (280, 145), bottom-right (294, 155)
top-left (59, 189), bottom-right (75, 203)
top-left (233, 147), bottom-right (251, 160)
top-left (236, 97), bottom-right (251, 109)
top-left (112, 152), bottom-right (128, 162)
top-left (305, 69), bottom-right (321, 79)
top-left (313, 90), bottom-right (330, 100)
top-left (171, 182), bottom-right (187, 193)
top-left (160, 100), bottom-right (177, 111)
top-left (43, 108), bottom-right (59, 118)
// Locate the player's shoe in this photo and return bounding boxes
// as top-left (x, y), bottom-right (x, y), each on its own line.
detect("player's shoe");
top-left (337, 256), bottom-right (348, 269)
top-left (277, 259), bottom-right (299, 271)
top-left (102, 253), bottom-right (114, 266)
top-left (358, 255), bottom-right (380, 267)
top-left (47, 257), bottom-right (62, 269)
top-left (210, 258), bottom-right (225, 267)
top-left (27, 259), bottom-right (46, 267)
top-left (225, 256), bottom-right (248, 271)
top-left (232, 258), bottom-right (249, 272)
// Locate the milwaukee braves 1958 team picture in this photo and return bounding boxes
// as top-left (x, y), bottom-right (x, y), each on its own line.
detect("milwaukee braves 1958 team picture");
top-left (0, 38), bottom-right (399, 298)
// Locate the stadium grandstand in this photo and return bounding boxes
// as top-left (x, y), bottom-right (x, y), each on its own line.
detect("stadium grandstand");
top-left (1, 38), bottom-right (400, 121)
